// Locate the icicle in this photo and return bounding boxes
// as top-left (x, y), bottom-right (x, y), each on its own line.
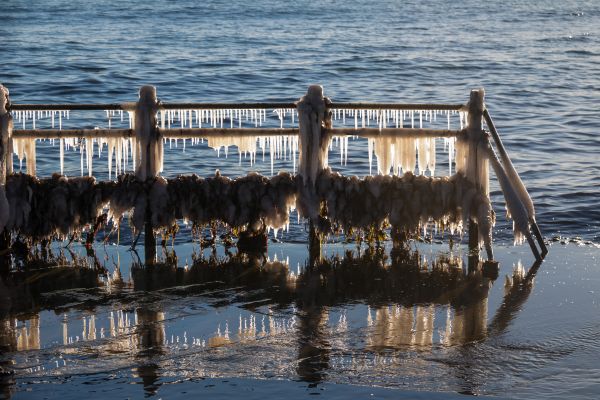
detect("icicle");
top-left (429, 138), bottom-right (436, 176)
top-left (417, 138), bottom-right (429, 175)
top-left (368, 138), bottom-right (373, 175)
top-left (80, 140), bottom-right (84, 176)
top-left (447, 137), bottom-right (455, 174)
top-left (86, 137), bottom-right (93, 177)
top-left (59, 139), bottom-right (64, 175)
top-left (374, 137), bottom-right (394, 175)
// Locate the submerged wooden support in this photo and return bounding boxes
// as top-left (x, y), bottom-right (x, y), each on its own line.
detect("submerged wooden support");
top-left (135, 85), bottom-right (161, 264)
top-left (466, 89), bottom-right (493, 261)
top-left (297, 85), bottom-right (331, 263)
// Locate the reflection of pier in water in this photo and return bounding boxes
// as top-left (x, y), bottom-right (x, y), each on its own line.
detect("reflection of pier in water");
top-left (0, 248), bottom-right (541, 393)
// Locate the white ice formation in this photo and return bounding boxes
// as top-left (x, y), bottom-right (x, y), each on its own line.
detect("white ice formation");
top-left (5, 85), bottom-right (543, 252)
top-left (297, 85), bottom-right (330, 188)
top-left (207, 135), bottom-right (299, 175)
top-left (295, 85), bottom-right (332, 221)
top-left (0, 84), bottom-right (12, 232)
top-left (134, 85), bottom-right (162, 181)
top-left (485, 140), bottom-right (531, 246)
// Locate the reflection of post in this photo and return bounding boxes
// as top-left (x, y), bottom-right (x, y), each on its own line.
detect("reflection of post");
top-left (414, 305), bottom-right (435, 346)
top-left (62, 315), bottom-right (68, 345)
top-left (448, 290), bottom-right (489, 345)
top-left (134, 307), bottom-right (165, 397)
top-left (0, 317), bottom-right (17, 352)
top-left (368, 305), bottom-right (434, 349)
top-left (488, 260), bottom-right (541, 336)
top-left (135, 308), bottom-right (165, 355)
top-left (368, 306), bottom-right (414, 349)
top-left (16, 315), bottom-right (40, 351)
top-left (296, 305), bottom-right (330, 383)
top-left (135, 363), bottom-right (161, 397)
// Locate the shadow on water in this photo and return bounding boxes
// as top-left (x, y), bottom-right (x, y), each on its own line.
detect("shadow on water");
top-left (0, 245), bottom-right (543, 396)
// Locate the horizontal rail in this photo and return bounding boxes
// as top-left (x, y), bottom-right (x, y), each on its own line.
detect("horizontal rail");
top-left (160, 128), bottom-right (299, 137)
top-left (160, 102), bottom-right (297, 110)
top-left (330, 103), bottom-right (465, 111)
top-left (12, 127), bottom-right (464, 140)
top-left (9, 103), bottom-right (131, 111)
top-left (326, 127), bottom-right (463, 138)
top-left (9, 102), bottom-right (466, 112)
top-left (12, 129), bottom-right (133, 139)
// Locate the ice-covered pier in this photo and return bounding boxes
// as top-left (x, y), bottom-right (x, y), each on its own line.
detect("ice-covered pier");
top-left (0, 84), bottom-right (546, 265)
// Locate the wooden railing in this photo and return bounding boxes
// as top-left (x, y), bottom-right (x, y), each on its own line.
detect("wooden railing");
top-left (0, 84), bottom-right (546, 265)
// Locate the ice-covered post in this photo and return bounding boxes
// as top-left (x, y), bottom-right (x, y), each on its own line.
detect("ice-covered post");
top-left (0, 85), bottom-right (11, 185)
top-left (296, 85), bottom-right (331, 260)
top-left (134, 85), bottom-right (162, 264)
top-left (465, 88), bottom-right (489, 260)
top-left (0, 84), bottom-right (12, 253)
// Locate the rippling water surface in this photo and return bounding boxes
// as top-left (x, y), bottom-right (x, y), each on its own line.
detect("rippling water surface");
top-left (1, 0), bottom-right (600, 398)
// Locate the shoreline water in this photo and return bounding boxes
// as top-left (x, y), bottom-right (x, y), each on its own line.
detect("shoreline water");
top-left (2, 241), bottom-right (600, 399)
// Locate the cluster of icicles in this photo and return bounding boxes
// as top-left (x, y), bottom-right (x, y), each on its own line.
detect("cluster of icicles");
top-left (9, 108), bottom-right (466, 178)
top-left (9, 107), bottom-right (468, 131)
top-left (5, 106), bottom-right (499, 247)
top-left (312, 168), bottom-right (493, 244)
top-left (2, 168), bottom-right (492, 246)
top-left (2, 171), bottom-right (298, 241)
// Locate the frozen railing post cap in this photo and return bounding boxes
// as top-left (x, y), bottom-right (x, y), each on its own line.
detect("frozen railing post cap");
top-left (469, 88), bottom-right (485, 108)
top-left (306, 84), bottom-right (324, 103)
top-left (467, 88), bottom-right (485, 132)
top-left (139, 85), bottom-right (157, 103)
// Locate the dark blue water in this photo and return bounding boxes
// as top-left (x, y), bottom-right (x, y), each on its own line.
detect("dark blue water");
top-left (2, 1), bottom-right (600, 399)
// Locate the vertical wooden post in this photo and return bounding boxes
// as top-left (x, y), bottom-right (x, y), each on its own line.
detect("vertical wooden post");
top-left (0, 84), bottom-right (12, 256)
top-left (135, 85), bottom-right (161, 264)
top-left (297, 85), bottom-right (331, 264)
top-left (466, 89), bottom-right (486, 264)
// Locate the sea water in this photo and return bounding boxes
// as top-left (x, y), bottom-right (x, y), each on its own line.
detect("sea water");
top-left (1, 0), bottom-right (599, 398)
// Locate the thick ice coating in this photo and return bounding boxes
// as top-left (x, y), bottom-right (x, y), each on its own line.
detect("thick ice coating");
top-left (134, 85), bottom-right (162, 181)
top-left (296, 85), bottom-right (332, 220)
top-left (296, 85), bottom-right (330, 187)
top-left (2, 168), bottom-right (494, 248)
top-left (0, 84), bottom-right (12, 232)
top-left (485, 142), bottom-right (530, 246)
